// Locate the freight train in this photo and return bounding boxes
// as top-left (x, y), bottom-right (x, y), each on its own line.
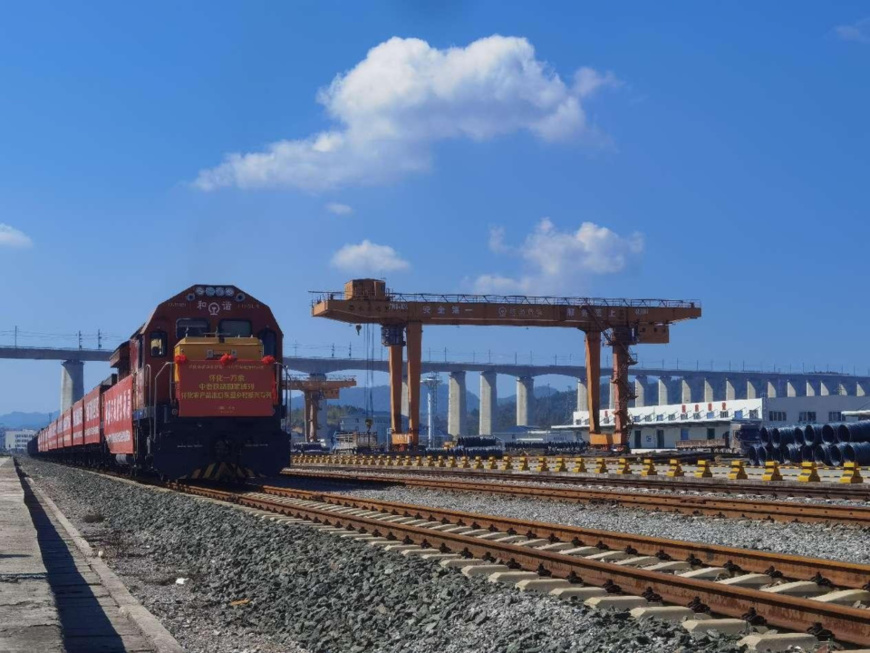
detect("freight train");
top-left (28, 284), bottom-right (290, 480)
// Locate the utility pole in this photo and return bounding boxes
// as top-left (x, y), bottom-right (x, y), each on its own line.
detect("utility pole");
top-left (14, 326), bottom-right (17, 348)
top-left (77, 331), bottom-right (82, 350)
top-left (97, 329), bottom-right (102, 350)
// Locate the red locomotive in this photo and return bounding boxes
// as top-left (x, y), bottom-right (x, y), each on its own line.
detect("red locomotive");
top-left (32, 284), bottom-right (290, 480)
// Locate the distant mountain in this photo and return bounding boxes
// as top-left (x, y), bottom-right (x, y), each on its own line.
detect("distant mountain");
top-left (0, 412), bottom-right (52, 430)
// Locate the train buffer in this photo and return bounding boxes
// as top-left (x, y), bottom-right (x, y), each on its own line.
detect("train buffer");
top-left (840, 462), bottom-right (864, 484)
top-left (694, 460), bottom-right (713, 478)
top-left (797, 462), bottom-right (820, 483)
top-left (728, 460), bottom-right (748, 481)
top-left (762, 461), bottom-right (783, 482)
top-left (666, 459), bottom-right (685, 477)
top-left (640, 459), bottom-right (657, 476)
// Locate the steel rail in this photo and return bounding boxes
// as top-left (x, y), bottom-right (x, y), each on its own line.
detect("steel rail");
top-left (256, 484), bottom-right (870, 590)
top-left (174, 483), bottom-right (870, 646)
top-left (281, 468), bottom-right (870, 526)
top-left (285, 463), bottom-right (870, 500)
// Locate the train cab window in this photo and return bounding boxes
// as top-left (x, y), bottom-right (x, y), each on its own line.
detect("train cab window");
top-left (176, 318), bottom-right (209, 339)
top-left (149, 330), bottom-right (167, 357)
top-left (259, 328), bottom-right (277, 357)
top-left (218, 319), bottom-right (252, 337)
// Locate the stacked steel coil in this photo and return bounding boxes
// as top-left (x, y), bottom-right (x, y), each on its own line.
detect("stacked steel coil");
top-left (753, 420), bottom-right (870, 467)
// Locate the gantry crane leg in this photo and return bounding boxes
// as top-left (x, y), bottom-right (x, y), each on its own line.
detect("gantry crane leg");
top-left (303, 393), bottom-right (312, 442)
top-left (406, 322), bottom-right (423, 449)
top-left (585, 330), bottom-right (607, 447)
top-left (388, 343), bottom-right (403, 436)
top-left (307, 391), bottom-right (321, 442)
top-left (610, 327), bottom-right (636, 450)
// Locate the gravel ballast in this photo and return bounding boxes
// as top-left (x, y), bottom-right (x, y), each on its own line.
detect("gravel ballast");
top-left (18, 458), bottom-right (753, 653)
top-left (279, 475), bottom-right (870, 566)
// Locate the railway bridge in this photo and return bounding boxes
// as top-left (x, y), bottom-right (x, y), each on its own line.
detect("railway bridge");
top-left (3, 345), bottom-right (869, 436)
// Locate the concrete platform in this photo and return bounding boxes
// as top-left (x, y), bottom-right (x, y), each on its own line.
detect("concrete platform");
top-left (1, 458), bottom-right (181, 653)
top-left (0, 457), bottom-right (63, 653)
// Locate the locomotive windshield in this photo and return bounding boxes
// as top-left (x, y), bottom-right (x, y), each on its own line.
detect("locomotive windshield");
top-left (218, 319), bottom-right (252, 337)
top-left (176, 318), bottom-right (209, 338)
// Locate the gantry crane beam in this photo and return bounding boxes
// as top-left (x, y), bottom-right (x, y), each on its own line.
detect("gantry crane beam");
top-left (284, 376), bottom-right (357, 442)
top-left (311, 279), bottom-right (701, 450)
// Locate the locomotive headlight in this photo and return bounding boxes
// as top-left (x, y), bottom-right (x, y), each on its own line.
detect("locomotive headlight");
top-left (215, 287), bottom-right (225, 297)
top-left (225, 287), bottom-right (234, 296)
top-left (196, 286), bottom-right (205, 296)
top-left (235, 292), bottom-right (246, 302)
top-left (205, 286), bottom-right (216, 297)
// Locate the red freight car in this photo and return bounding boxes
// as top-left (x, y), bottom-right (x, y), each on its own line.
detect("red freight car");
top-left (72, 401), bottom-right (84, 447)
top-left (32, 284), bottom-right (289, 480)
top-left (83, 386), bottom-right (102, 445)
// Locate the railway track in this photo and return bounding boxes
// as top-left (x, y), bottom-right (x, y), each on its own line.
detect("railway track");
top-left (287, 461), bottom-right (870, 500)
top-left (169, 481), bottom-right (870, 647)
top-left (281, 467), bottom-right (870, 526)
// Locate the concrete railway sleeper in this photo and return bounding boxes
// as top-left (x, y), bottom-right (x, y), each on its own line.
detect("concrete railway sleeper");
top-left (253, 484), bottom-right (870, 590)
top-left (288, 462), bottom-right (870, 500)
top-left (283, 467), bottom-right (870, 526)
top-left (171, 483), bottom-right (870, 647)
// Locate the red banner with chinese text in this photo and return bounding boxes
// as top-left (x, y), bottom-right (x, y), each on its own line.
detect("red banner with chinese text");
top-left (176, 360), bottom-right (275, 418)
top-left (103, 376), bottom-right (134, 455)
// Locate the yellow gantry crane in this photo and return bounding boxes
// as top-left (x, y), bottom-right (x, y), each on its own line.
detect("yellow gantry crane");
top-left (284, 376), bottom-right (356, 442)
top-left (311, 279), bottom-right (701, 450)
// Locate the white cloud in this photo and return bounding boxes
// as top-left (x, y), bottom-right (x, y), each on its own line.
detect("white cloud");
top-left (0, 224), bottom-right (33, 248)
top-left (193, 35), bottom-right (618, 191)
top-left (325, 202), bottom-right (353, 215)
top-left (331, 240), bottom-right (410, 274)
top-left (473, 219), bottom-right (642, 294)
top-left (834, 18), bottom-right (870, 43)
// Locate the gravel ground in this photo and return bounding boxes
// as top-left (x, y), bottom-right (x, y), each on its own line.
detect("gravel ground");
top-left (278, 476), bottom-right (870, 565)
top-left (18, 458), bottom-right (756, 653)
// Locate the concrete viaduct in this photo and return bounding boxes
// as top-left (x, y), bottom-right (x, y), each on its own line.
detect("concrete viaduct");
top-left (4, 345), bottom-right (870, 436)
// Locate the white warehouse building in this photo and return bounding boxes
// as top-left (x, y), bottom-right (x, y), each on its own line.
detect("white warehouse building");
top-left (568, 396), bottom-right (870, 449)
top-left (3, 429), bottom-right (36, 452)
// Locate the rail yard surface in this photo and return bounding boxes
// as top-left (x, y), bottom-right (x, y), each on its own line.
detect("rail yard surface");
top-left (0, 457), bottom-right (178, 653)
top-left (6, 457), bottom-right (869, 652)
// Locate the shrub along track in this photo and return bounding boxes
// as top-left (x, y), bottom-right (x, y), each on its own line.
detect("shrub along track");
top-left (281, 467), bottom-right (870, 526)
top-left (165, 481), bottom-right (870, 647)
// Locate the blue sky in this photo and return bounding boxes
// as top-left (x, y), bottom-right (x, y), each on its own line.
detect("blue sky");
top-left (1, 2), bottom-right (869, 414)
